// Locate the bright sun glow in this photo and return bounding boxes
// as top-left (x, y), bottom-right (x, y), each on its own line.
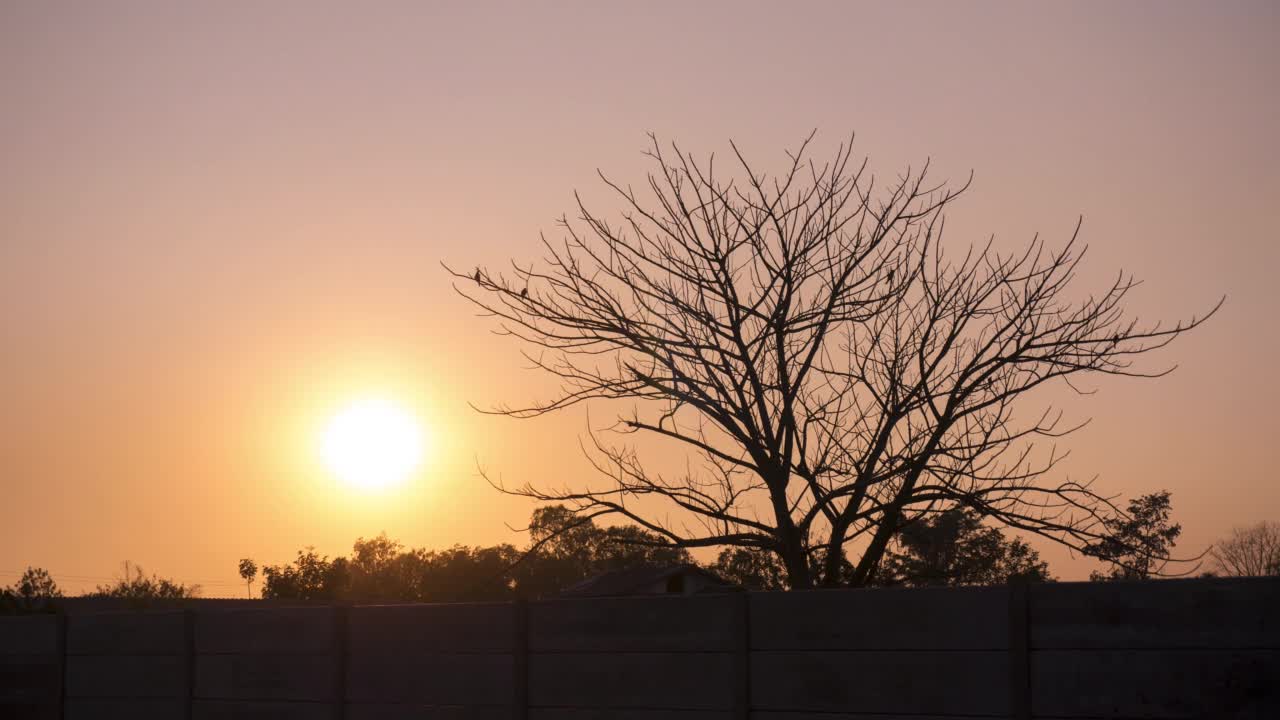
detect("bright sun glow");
top-left (320, 398), bottom-right (425, 490)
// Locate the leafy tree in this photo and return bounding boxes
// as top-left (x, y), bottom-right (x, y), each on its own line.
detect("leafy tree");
top-left (875, 508), bottom-right (1052, 587)
top-left (345, 536), bottom-right (522, 603)
top-left (238, 558), bottom-right (258, 598)
top-left (0, 567), bottom-right (63, 614)
top-left (257, 507), bottom-right (701, 603)
top-left (512, 505), bottom-right (600, 597)
top-left (1211, 521), bottom-right (1280, 577)
top-left (449, 133), bottom-right (1218, 588)
top-left (597, 525), bottom-right (693, 572)
top-left (89, 561), bottom-right (201, 601)
top-left (260, 538), bottom-right (519, 603)
top-left (513, 505), bottom-right (693, 598)
top-left (10, 566), bottom-right (62, 598)
top-left (1086, 491), bottom-right (1182, 581)
top-left (423, 544), bottom-right (521, 602)
top-left (709, 547), bottom-right (787, 591)
top-left (261, 549), bottom-right (351, 601)
top-left (348, 534), bottom-right (414, 602)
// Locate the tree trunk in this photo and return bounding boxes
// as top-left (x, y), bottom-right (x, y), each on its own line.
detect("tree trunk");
top-left (780, 543), bottom-right (811, 589)
top-left (766, 466), bottom-right (812, 589)
top-left (849, 509), bottom-right (899, 587)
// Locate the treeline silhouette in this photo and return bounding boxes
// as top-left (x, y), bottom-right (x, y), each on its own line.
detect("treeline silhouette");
top-left (3, 504), bottom-right (1053, 611)
top-left (0, 561), bottom-right (198, 613)
top-left (9, 493), bottom-right (1241, 612)
top-left (250, 505), bottom-right (696, 602)
top-left (245, 504), bottom-right (1054, 602)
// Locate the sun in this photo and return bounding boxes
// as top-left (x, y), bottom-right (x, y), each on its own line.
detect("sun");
top-left (319, 398), bottom-right (425, 490)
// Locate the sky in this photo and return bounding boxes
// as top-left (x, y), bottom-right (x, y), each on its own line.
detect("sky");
top-left (1, 1), bottom-right (1277, 594)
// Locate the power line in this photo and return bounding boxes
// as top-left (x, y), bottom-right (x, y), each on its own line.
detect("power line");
top-left (1, 568), bottom-right (244, 587)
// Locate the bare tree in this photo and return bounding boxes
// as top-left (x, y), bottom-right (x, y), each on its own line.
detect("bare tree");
top-left (1211, 521), bottom-right (1280, 577)
top-left (447, 133), bottom-right (1220, 589)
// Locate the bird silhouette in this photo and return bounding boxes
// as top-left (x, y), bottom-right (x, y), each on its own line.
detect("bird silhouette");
top-left (888, 268), bottom-right (895, 283)
top-left (474, 269), bottom-right (481, 283)
top-left (521, 288), bottom-right (529, 298)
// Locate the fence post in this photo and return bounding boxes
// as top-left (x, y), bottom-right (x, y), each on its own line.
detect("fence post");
top-left (183, 609), bottom-right (195, 720)
top-left (732, 592), bottom-right (751, 720)
top-left (512, 598), bottom-right (529, 720)
top-left (55, 609), bottom-right (67, 720)
top-left (333, 604), bottom-right (350, 720)
top-left (1007, 579), bottom-right (1031, 720)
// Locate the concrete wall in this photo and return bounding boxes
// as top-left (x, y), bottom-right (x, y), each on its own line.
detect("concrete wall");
top-left (2, 575), bottom-right (1276, 719)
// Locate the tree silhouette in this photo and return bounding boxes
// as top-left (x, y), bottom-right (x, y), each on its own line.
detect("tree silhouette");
top-left (1086, 491), bottom-right (1182, 580)
top-left (449, 133), bottom-right (1219, 588)
top-left (709, 547), bottom-right (787, 591)
top-left (255, 508), bottom-right (703, 602)
top-left (238, 558), bottom-right (258, 598)
top-left (1211, 521), bottom-right (1280, 577)
top-left (261, 549), bottom-right (351, 602)
top-left (89, 561), bottom-right (200, 602)
top-left (512, 506), bottom-right (692, 597)
top-left (1, 567), bottom-right (63, 613)
top-left (876, 507), bottom-right (1052, 587)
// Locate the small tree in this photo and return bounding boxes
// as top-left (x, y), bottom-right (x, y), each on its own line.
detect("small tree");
top-left (709, 547), bottom-right (787, 591)
top-left (1, 567), bottom-right (63, 614)
top-left (238, 558), bottom-right (258, 598)
top-left (1086, 491), bottom-right (1182, 581)
top-left (513, 505), bottom-right (693, 598)
top-left (1211, 521), bottom-right (1280, 577)
top-left (90, 562), bottom-right (201, 602)
top-left (261, 549), bottom-right (351, 602)
top-left (11, 567), bottom-right (62, 598)
top-left (876, 508), bottom-right (1052, 587)
top-left (424, 544), bottom-right (522, 602)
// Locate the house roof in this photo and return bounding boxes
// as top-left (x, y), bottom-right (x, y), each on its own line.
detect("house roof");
top-left (559, 563), bottom-right (739, 598)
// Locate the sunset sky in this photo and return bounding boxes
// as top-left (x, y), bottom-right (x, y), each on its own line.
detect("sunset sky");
top-left (2, 1), bottom-right (1277, 594)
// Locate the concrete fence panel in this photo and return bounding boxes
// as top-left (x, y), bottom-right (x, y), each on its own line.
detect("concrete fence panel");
top-left (61, 610), bottom-right (187, 720)
top-left (346, 602), bottom-right (515, 718)
top-left (0, 614), bottom-right (61, 720)
top-left (1, 576), bottom-right (1276, 719)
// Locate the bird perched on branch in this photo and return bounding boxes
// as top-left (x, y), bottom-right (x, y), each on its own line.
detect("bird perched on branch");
top-left (474, 269), bottom-right (481, 283)
top-left (521, 288), bottom-right (529, 298)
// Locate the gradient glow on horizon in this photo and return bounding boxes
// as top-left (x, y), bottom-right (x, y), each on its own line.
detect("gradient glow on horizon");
top-left (1, 1), bottom-right (1277, 593)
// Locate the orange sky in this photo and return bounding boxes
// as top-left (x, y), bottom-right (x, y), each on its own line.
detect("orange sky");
top-left (2, 1), bottom-right (1277, 594)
